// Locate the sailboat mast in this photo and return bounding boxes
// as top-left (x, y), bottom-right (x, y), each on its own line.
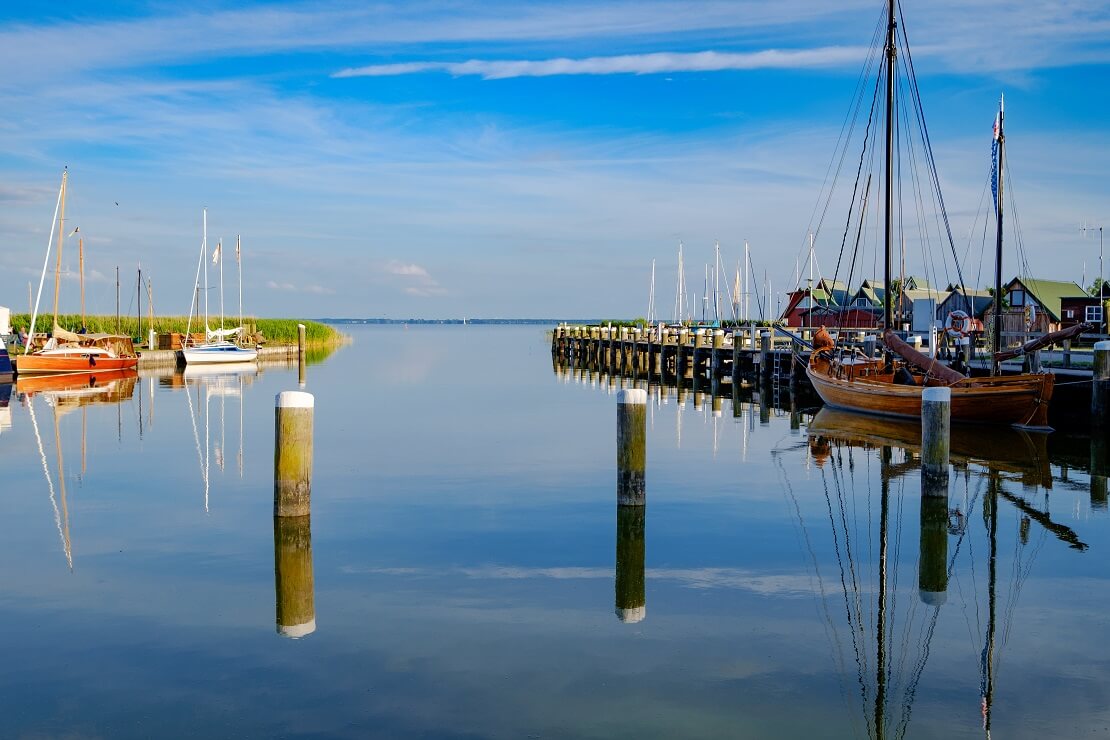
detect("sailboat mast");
top-left (52, 171), bottom-right (68, 332)
top-left (714, 241), bottom-right (721, 323)
top-left (202, 209), bottom-right (209, 331)
top-left (219, 239), bottom-right (225, 332)
top-left (883, 0), bottom-right (897, 332)
top-left (992, 96), bottom-right (1006, 376)
top-left (743, 241), bottom-right (750, 321)
top-left (79, 237), bottom-right (85, 327)
top-left (237, 235), bottom-right (243, 335)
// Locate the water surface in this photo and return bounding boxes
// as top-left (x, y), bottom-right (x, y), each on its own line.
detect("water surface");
top-left (1, 324), bottom-right (1108, 738)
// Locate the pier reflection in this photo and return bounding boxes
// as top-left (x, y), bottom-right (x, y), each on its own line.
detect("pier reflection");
top-left (274, 515), bottom-right (316, 638)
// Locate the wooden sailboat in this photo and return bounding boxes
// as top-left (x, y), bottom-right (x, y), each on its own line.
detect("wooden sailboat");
top-left (20, 169), bottom-right (139, 375)
top-left (805, 4), bottom-right (1053, 429)
top-left (183, 212), bottom-right (258, 365)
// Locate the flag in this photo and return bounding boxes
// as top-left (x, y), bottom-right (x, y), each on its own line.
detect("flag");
top-left (212, 241), bottom-right (221, 264)
top-left (69, 225), bottom-right (80, 237)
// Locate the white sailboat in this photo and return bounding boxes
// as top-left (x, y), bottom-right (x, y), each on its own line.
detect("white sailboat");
top-left (183, 211), bottom-right (258, 365)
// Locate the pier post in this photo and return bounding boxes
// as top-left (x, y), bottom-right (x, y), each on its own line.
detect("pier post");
top-left (1092, 341), bottom-right (1110, 426)
top-left (1022, 350), bottom-right (1040, 374)
top-left (1063, 338), bottom-right (1072, 369)
top-left (921, 387), bottom-right (950, 487)
top-left (863, 334), bottom-right (877, 358)
top-left (274, 515), bottom-right (315, 638)
top-left (617, 389), bottom-right (647, 506)
top-left (615, 504), bottom-right (646, 623)
top-left (275, 391), bottom-right (314, 517)
top-left (759, 331), bottom-right (771, 382)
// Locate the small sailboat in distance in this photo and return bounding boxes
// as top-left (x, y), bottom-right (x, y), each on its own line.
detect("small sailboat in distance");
top-left (183, 211), bottom-right (258, 365)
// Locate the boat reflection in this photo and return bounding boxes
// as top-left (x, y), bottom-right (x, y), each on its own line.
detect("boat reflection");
top-left (807, 407), bottom-right (1052, 488)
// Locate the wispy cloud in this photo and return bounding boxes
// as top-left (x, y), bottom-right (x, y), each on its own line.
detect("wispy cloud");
top-left (334, 47), bottom-right (869, 80)
top-left (266, 280), bottom-right (335, 294)
top-left (386, 260), bottom-right (446, 297)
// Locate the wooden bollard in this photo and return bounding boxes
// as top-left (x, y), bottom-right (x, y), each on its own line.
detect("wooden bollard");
top-left (615, 504), bottom-right (646, 623)
top-left (1092, 341), bottom-right (1110, 426)
top-left (617, 388), bottom-right (647, 506)
top-left (274, 515), bottom-right (316, 638)
top-left (921, 387), bottom-right (950, 487)
top-left (919, 489), bottom-right (948, 606)
top-left (275, 391), bottom-right (314, 517)
top-left (297, 323), bottom-right (306, 355)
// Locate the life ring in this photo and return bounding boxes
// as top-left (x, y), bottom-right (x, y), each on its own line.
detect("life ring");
top-left (945, 310), bottom-right (972, 338)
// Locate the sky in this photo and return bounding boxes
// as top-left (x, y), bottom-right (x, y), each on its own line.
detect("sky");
top-left (0, 0), bottom-right (1109, 320)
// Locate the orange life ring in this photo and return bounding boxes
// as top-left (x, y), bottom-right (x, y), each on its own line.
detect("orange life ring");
top-left (945, 310), bottom-right (972, 338)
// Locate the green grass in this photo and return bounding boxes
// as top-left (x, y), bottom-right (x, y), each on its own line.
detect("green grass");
top-left (10, 314), bottom-right (345, 345)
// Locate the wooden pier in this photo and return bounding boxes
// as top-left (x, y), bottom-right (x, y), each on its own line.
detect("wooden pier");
top-left (550, 323), bottom-right (809, 388)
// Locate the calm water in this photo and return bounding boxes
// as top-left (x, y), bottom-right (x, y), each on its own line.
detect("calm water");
top-left (1, 324), bottom-right (1109, 739)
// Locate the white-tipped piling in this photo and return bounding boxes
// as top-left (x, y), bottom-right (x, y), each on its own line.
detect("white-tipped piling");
top-left (275, 391), bottom-right (314, 517)
top-left (921, 386), bottom-right (950, 489)
top-left (617, 389), bottom-right (647, 506)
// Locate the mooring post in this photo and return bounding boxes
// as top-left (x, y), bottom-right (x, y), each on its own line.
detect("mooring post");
top-left (921, 387), bottom-right (951, 488)
top-left (274, 514), bottom-right (315, 638)
top-left (1092, 341), bottom-right (1110, 426)
top-left (759, 331), bottom-right (771, 382)
top-left (617, 388), bottom-right (647, 506)
top-left (615, 504), bottom-right (646, 623)
top-left (919, 493), bottom-right (948, 606)
top-left (297, 323), bottom-right (306, 356)
top-left (961, 336), bottom-right (971, 366)
top-left (863, 334), bottom-right (877, 358)
top-left (275, 391), bottom-right (314, 517)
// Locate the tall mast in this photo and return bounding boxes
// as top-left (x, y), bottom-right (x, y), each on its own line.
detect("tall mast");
top-left (79, 236), bottom-right (85, 327)
top-left (237, 235), bottom-right (243, 335)
top-left (137, 264), bottom-right (142, 340)
top-left (714, 241), bottom-right (721, 323)
top-left (51, 170), bottom-right (68, 332)
top-left (808, 231), bottom-right (815, 316)
top-left (991, 95), bottom-right (1005, 376)
top-left (202, 209), bottom-right (209, 331)
top-left (218, 238), bottom-right (225, 333)
top-left (743, 241), bottom-right (750, 321)
top-left (647, 258), bottom-right (656, 326)
top-left (883, 0), bottom-right (897, 332)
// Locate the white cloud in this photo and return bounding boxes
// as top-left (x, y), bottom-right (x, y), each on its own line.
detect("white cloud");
top-left (335, 47), bottom-right (870, 80)
top-left (386, 260), bottom-right (446, 297)
top-left (266, 280), bottom-right (335, 294)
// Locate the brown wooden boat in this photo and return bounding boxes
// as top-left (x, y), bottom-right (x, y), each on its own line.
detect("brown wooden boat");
top-left (806, 340), bottom-right (1053, 429)
top-left (17, 333), bottom-right (139, 375)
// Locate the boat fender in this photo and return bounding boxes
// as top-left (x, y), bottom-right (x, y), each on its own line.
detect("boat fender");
top-left (893, 367), bottom-right (916, 386)
top-left (945, 310), bottom-right (972, 338)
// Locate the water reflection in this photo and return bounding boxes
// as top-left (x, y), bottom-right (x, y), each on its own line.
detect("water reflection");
top-left (274, 515), bottom-right (316, 638)
top-left (614, 505), bottom-right (645, 623)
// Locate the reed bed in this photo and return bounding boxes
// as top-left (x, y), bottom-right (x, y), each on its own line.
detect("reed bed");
top-left (9, 314), bottom-right (344, 345)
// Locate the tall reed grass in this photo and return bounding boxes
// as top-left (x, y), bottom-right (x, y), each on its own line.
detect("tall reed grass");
top-left (9, 314), bottom-right (344, 345)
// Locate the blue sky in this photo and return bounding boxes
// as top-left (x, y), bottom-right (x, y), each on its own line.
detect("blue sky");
top-left (1, 0), bottom-right (1108, 319)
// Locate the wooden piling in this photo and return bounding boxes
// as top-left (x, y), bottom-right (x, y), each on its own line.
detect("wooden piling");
top-left (1092, 431), bottom-right (1109, 510)
top-left (274, 515), bottom-right (316, 638)
top-left (615, 504), bottom-right (646, 623)
top-left (617, 389), bottom-right (647, 506)
top-left (275, 391), bottom-right (314, 517)
top-left (1092, 341), bottom-right (1110, 426)
top-left (921, 387), bottom-right (950, 487)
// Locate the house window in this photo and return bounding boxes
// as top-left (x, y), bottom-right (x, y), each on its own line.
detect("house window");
top-left (1009, 289), bottom-right (1026, 306)
top-left (1086, 305), bottom-right (1103, 323)
top-left (1066, 309), bottom-right (1075, 319)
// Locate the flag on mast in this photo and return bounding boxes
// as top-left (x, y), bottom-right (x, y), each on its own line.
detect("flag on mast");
top-left (212, 241), bottom-right (221, 264)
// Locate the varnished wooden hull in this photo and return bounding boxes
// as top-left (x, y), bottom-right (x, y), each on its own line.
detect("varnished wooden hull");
top-left (16, 354), bottom-right (138, 375)
top-left (806, 355), bottom-right (1053, 429)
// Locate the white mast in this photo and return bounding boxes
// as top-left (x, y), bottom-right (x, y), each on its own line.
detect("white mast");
top-left (743, 240), bottom-right (750, 321)
top-left (237, 235), bottom-right (244, 337)
top-left (702, 264), bottom-right (709, 323)
top-left (714, 240), bottom-right (721, 323)
top-left (28, 170), bottom-right (66, 354)
top-left (808, 231), bottom-right (815, 317)
top-left (202, 208), bottom-right (209, 332)
top-left (218, 238), bottom-right (225, 334)
top-left (674, 241), bottom-right (688, 324)
top-left (732, 261), bottom-right (741, 320)
top-left (647, 258), bottom-right (656, 326)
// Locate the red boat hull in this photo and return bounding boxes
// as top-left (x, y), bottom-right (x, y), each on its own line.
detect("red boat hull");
top-left (15, 354), bottom-right (139, 375)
